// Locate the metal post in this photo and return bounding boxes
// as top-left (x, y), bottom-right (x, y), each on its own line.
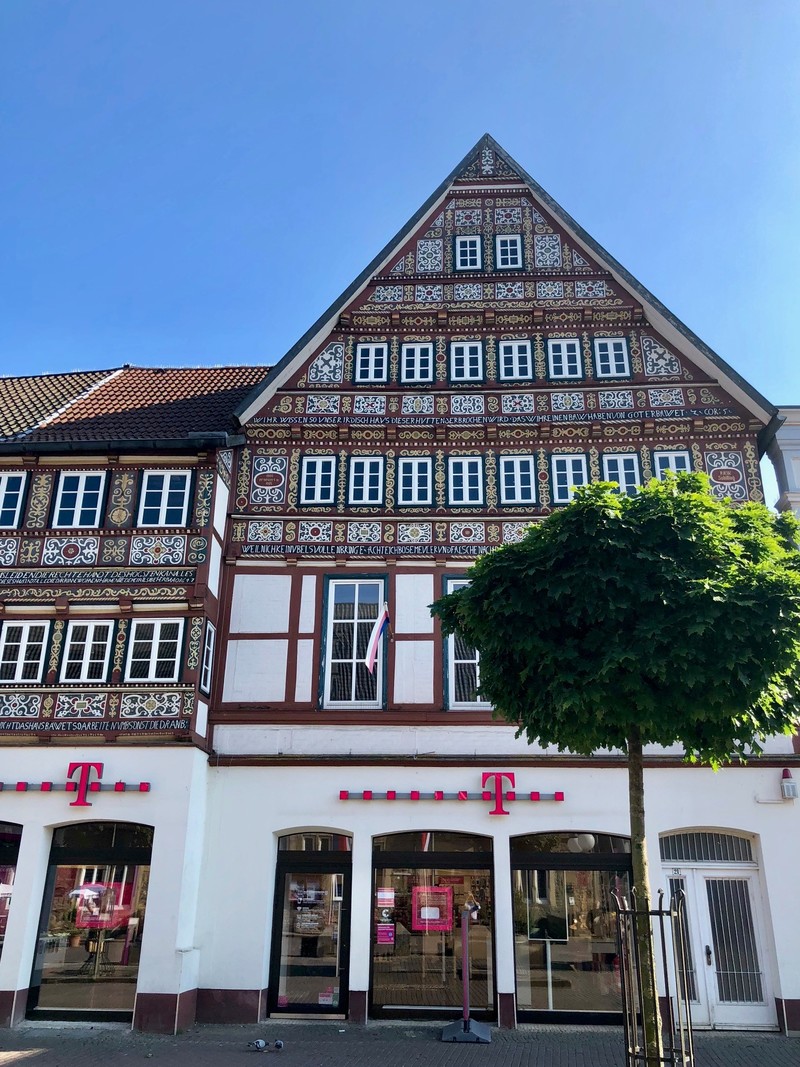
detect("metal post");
top-left (440, 906), bottom-right (491, 1043)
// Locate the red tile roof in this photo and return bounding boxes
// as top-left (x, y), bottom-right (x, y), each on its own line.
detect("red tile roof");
top-left (1, 365), bottom-right (269, 445)
top-left (0, 369), bottom-right (116, 438)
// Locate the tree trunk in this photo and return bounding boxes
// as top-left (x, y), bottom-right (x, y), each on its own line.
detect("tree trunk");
top-left (628, 726), bottom-right (664, 1066)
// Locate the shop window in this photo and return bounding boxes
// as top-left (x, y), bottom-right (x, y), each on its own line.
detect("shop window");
top-left (124, 619), bottom-right (183, 682)
top-left (300, 456), bottom-right (336, 505)
top-left (279, 833), bottom-right (353, 852)
top-left (401, 344), bottom-right (434, 383)
top-left (498, 341), bottom-right (533, 380)
top-left (322, 578), bottom-right (385, 709)
top-left (547, 339), bottom-right (581, 379)
top-left (355, 344), bottom-right (388, 383)
top-left (602, 454), bottom-right (640, 496)
top-left (53, 472), bottom-right (106, 529)
top-left (445, 579), bottom-right (491, 709)
top-left (499, 455), bottom-right (536, 504)
top-left (0, 822), bottom-right (22, 962)
top-left (0, 622), bottom-right (50, 683)
top-left (551, 454), bottom-right (588, 504)
top-left (137, 471), bottom-right (191, 527)
top-left (397, 458), bottom-right (432, 506)
top-left (593, 337), bottom-right (630, 378)
top-left (654, 451), bottom-right (691, 479)
top-left (0, 473), bottom-right (27, 528)
top-left (60, 621), bottom-right (114, 683)
top-left (348, 457), bottom-right (384, 505)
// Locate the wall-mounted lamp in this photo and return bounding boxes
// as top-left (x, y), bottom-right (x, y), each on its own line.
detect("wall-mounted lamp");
top-left (781, 768), bottom-right (798, 801)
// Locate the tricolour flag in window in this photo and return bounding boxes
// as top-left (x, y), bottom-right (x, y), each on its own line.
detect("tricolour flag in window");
top-left (364, 602), bottom-right (390, 674)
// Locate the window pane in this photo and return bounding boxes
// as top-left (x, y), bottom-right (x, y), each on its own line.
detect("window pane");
top-left (454, 662), bottom-right (479, 702)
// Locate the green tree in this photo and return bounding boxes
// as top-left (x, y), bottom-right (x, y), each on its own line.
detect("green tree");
top-left (431, 474), bottom-right (800, 1063)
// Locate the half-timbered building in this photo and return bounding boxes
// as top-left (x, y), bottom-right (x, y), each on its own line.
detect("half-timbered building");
top-left (1, 135), bottom-right (798, 1036)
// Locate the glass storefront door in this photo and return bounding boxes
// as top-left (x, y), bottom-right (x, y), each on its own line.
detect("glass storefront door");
top-left (511, 832), bottom-right (631, 1021)
top-left (27, 822), bottom-right (153, 1021)
top-left (370, 831), bottom-right (494, 1018)
top-left (0, 823), bottom-right (22, 962)
top-left (269, 833), bottom-right (352, 1016)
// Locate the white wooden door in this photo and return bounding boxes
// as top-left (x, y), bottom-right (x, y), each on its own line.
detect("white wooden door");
top-left (668, 869), bottom-right (775, 1029)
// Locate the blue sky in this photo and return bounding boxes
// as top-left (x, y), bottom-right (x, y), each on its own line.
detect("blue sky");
top-left (2, 1), bottom-right (798, 494)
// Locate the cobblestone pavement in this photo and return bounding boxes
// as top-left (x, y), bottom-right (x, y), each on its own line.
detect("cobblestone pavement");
top-left (0, 1021), bottom-right (797, 1067)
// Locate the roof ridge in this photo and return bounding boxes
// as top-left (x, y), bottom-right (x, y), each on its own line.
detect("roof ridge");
top-left (1, 367), bottom-right (120, 384)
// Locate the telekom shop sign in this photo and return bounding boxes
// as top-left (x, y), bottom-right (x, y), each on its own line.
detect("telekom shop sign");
top-left (0, 762), bottom-right (151, 807)
top-left (340, 771), bottom-right (564, 816)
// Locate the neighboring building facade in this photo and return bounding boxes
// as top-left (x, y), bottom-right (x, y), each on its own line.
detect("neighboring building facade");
top-left (768, 407), bottom-right (800, 518)
top-left (0, 136), bottom-right (798, 1036)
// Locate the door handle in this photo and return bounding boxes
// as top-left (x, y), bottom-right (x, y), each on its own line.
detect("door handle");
top-left (705, 944), bottom-right (712, 966)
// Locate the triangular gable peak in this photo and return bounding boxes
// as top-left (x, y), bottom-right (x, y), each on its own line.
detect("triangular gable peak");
top-left (238, 136), bottom-right (773, 449)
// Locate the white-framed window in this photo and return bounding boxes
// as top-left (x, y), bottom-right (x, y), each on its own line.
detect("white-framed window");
top-left (448, 457), bottom-right (484, 505)
top-left (397, 458), bottom-right (433, 506)
top-left (450, 342), bottom-right (484, 381)
top-left (0, 622), bottom-right (49, 683)
top-left (323, 578), bottom-right (385, 709)
top-left (125, 619), bottom-right (184, 682)
top-left (53, 472), bottom-right (106, 528)
top-left (348, 457), bottom-right (384, 505)
top-left (552, 454), bottom-right (588, 503)
top-left (498, 340), bottom-right (533, 380)
top-left (0, 473), bottom-right (27, 528)
top-left (354, 343), bottom-right (388, 383)
top-left (594, 337), bottom-right (630, 377)
top-left (401, 343), bottom-right (434, 383)
top-left (495, 234), bottom-right (523, 269)
top-left (654, 451), bottom-right (691, 478)
top-left (445, 579), bottom-right (491, 710)
top-left (138, 471), bottom-right (192, 527)
top-left (455, 235), bottom-right (482, 271)
top-left (499, 455), bottom-right (537, 504)
top-left (547, 339), bottom-right (581, 379)
top-left (300, 456), bottom-right (337, 505)
top-left (199, 620), bottom-right (215, 695)
top-left (60, 621), bottom-right (114, 683)
top-left (602, 454), bottom-right (641, 496)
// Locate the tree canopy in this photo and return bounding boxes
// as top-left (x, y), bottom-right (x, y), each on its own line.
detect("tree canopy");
top-left (431, 474), bottom-right (800, 762)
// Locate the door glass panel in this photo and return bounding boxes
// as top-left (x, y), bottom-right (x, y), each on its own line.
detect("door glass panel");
top-left (34, 864), bottom-right (149, 1011)
top-left (371, 867), bottom-right (493, 1012)
top-left (706, 878), bottom-right (764, 1003)
top-left (668, 876), bottom-right (698, 1003)
top-left (513, 868), bottom-right (629, 1012)
top-left (275, 871), bottom-right (345, 1011)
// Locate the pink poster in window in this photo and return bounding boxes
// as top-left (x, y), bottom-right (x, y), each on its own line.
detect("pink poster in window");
top-left (74, 882), bottom-right (132, 930)
top-left (411, 885), bottom-right (453, 932)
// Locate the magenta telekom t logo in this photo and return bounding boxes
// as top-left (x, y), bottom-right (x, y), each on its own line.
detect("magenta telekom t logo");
top-left (66, 762), bottom-right (104, 807)
top-left (481, 771), bottom-right (516, 816)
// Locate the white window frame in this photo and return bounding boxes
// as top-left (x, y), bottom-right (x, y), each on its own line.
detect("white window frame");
top-left (445, 579), bottom-right (491, 710)
top-left (448, 456), bottom-right (484, 506)
top-left (449, 342), bottom-right (484, 382)
top-left (124, 619), bottom-right (184, 683)
top-left (494, 233), bottom-right (523, 270)
top-left (593, 337), bottom-right (630, 378)
top-left (602, 454), bottom-right (641, 496)
top-left (59, 621), bottom-right (114, 683)
top-left (654, 451), bottom-right (692, 479)
top-left (300, 456), bottom-right (337, 505)
top-left (552, 454), bottom-right (588, 504)
top-left (498, 340), bottom-right (533, 381)
top-left (354, 343), bottom-right (389, 383)
top-left (547, 339), bottom-right (582, 380)
top-left (397, 458), bottom-right (433, 506)
top-left (499, 455), bottom-right (537, 505)
top-left (0, 621), bottom-right (50, 684)
top-left (199, 620), bottom-right (215, 695)
top-left (348, 456), bottom-right (385, 505)
top-left (400, 343), bottom-right (434, 384)
top-left (137, 470), bottom-right (192, 527)
top-left (52, 471), bottom-right (106, 529)
top-left (455, 235), bottom-right (482, 271)
top-left (323, 578), bottom-right (385, 710)
top-left (0, 472), bottom-right (27, 529)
